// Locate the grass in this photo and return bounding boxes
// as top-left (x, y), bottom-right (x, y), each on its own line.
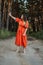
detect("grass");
top-left (0, 29), bottom-right (16, 39)
top-left (29, 30), bottom-right (43, 40)
top-left (0, 29), bottom-right (43, 40)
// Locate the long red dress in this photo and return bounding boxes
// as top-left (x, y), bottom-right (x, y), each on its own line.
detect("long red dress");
top-left (15, 18), bottom-right (29, 48)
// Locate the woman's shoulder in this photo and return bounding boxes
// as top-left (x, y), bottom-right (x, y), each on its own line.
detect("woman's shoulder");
top-left (16, 18), bottom-right (21, 22)
top-left (26, 20), bottom-right (29, 24)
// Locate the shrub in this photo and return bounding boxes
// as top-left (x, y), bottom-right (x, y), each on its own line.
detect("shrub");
top-left (29, 30), bottom-right (43, 40)
top-left (0, 30), bottom-right (16, 39)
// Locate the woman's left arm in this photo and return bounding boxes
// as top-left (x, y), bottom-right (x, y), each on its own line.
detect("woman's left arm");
top-left (23, 21), bottom-right (29, 36)
top-left (23, 28), bottom-right (27, 36)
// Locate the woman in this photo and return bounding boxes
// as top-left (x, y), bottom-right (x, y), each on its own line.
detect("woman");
top-left (9, 13), bottom-right (29, 53)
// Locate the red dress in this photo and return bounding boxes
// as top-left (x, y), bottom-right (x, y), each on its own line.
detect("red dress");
top-left (15, 18), bottom-right (29, 48)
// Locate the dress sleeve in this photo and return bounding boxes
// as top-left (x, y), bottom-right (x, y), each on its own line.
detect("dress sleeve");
top-left (15, 18), bottom-right (20, 23)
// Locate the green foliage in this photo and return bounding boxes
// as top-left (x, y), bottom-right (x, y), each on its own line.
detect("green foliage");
top-left (0, 30), bottom-right (16, 39)
top-left (29, 30), bottom-right (43, 40)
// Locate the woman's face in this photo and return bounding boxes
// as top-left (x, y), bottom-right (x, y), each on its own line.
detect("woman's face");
top-left (21, 15), bottom-right (24, 20)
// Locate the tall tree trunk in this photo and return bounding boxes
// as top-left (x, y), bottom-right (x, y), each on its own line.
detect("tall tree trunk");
top-left (0, 0), bottom-right (2, 29)
top-left (1, 0), bottom-right (6, 29)
top-left (1, 0), bottom-right (4, 26)
top-left (6, 0), bottom-right (12, 30)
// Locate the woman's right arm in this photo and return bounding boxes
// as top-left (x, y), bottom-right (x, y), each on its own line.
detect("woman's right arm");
top-left (9, 12), bottom-right (16, 20)
top-left (9, 12), bottom-right (20, 22)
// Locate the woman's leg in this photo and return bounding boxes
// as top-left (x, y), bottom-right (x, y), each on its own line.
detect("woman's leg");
top-left (16, 46), bottom-right (20, 52)
top-left (16, 46), bottom-right (26, 53)
top-left (16, 46), bottom-right (22, 53)
top-left (17, 46), bottom-right (23, 53)
top-left (19, 46), bottom-right (25, 53)
top-left (22, 46), bottom-right (26, 53)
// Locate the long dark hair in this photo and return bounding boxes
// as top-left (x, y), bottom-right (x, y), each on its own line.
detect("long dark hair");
top-left (23, 14), bottom-right (27, 22)
top-left (20, 13), bottom-right (27, 22)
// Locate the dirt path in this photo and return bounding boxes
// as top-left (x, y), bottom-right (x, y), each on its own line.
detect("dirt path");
top-left (0, 37), bottom-right (43, 65)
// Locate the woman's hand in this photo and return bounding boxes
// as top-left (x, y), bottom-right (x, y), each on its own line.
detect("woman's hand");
top-left (23, 33), bottom-right (26, 36)
top-left (8, 12), bottom-right (16, 20)
top-left (23, 28), bottom-right (27, 36)
top-left (9, 12), bottom-right (11, 17)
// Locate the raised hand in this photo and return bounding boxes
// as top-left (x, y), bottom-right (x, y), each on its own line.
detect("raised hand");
top-left (8, 12), bottom-right (16, 20)
top-left (9, 12), bottom-right (11, 16)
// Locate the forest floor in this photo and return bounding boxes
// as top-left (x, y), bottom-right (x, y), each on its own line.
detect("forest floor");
top-left (0, 37), bottom-right (43, 65)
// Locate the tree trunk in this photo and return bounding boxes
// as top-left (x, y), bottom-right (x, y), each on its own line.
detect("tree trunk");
top-left (0, 0), bottom-right (2, 29)
top-left (6, 0), bottom-right (12, 30)
top-left (1, 0), bottom-right (4, 28)
top-left (1, 0), bottom-right (6, 29)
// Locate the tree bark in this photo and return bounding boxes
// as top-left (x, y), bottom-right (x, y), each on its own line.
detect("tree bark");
top-left (6, 0), bottom-right (12, 30)
top-left (0, 0), bottom-right (1, 29)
